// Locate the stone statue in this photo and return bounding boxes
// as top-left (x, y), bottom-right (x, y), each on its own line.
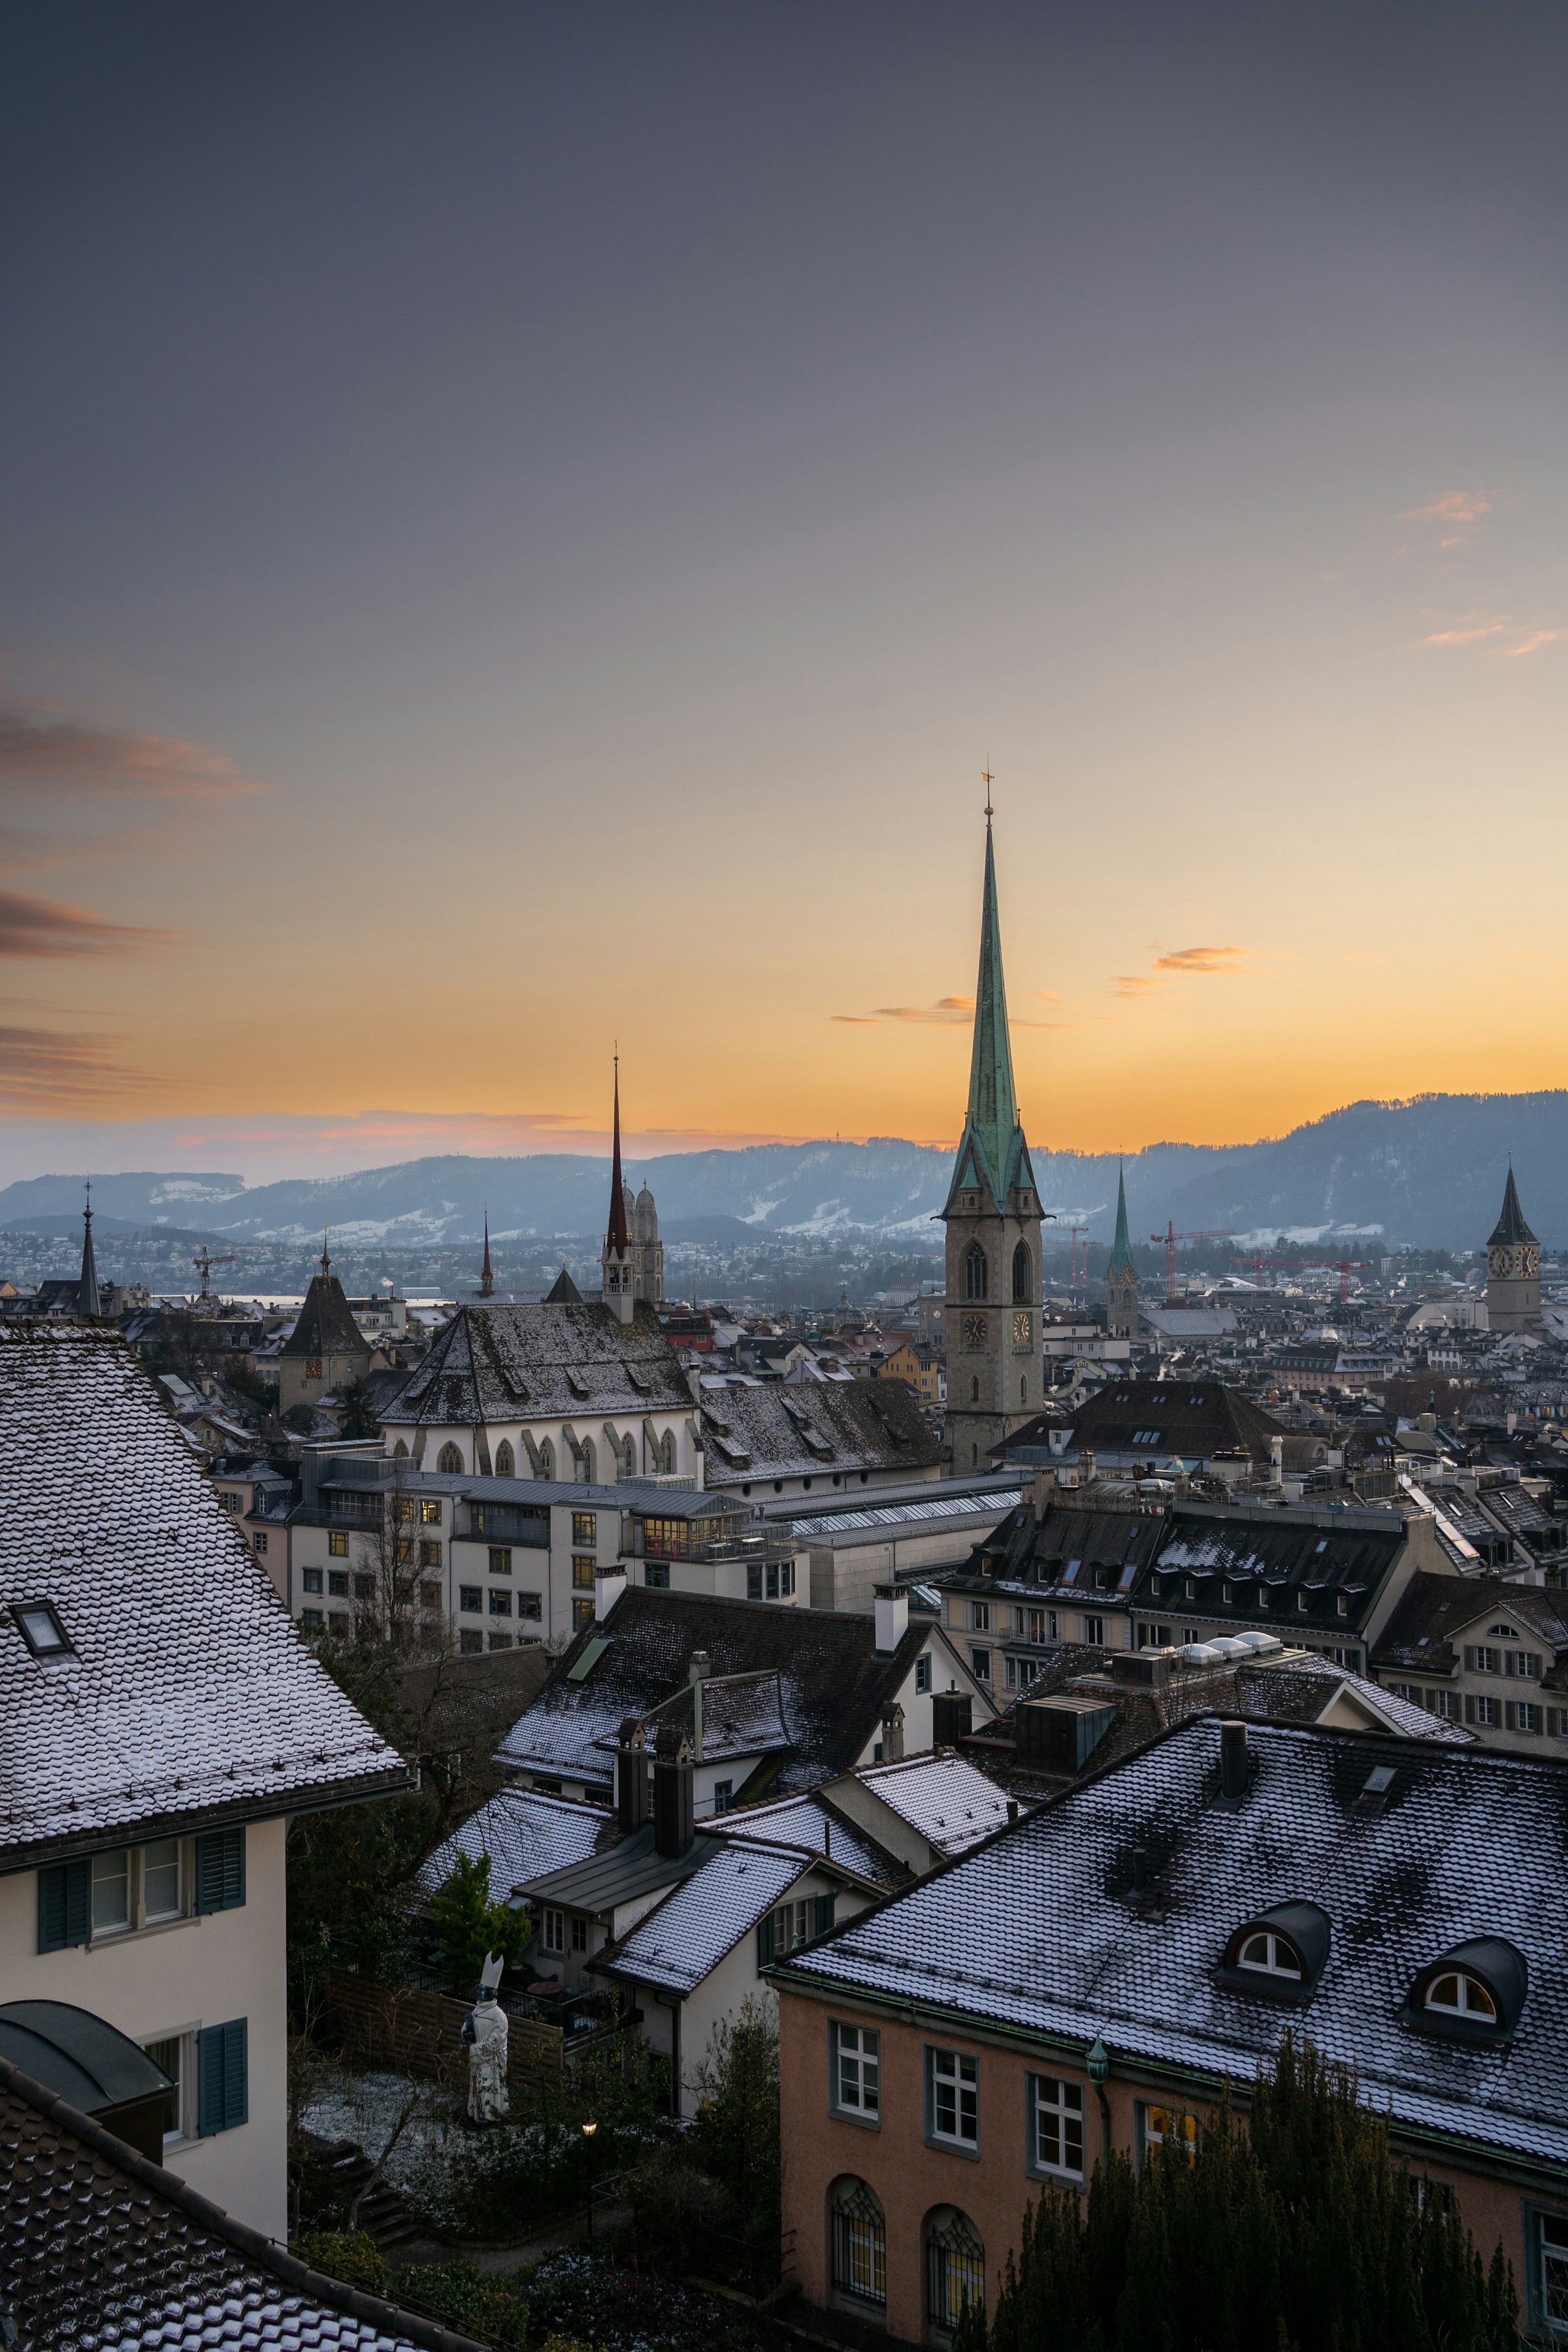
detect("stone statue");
top-left (461, 1949), bottom-right (510, 2123)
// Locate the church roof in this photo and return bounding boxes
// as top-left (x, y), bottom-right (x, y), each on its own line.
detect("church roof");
top-left (700, 1375), bottom-right (940, 1484)
top-left (1106, 1162), bottom-right (1137, 1279)
top-left (1489, 1165), bottom-right (1537, 1249)
top-left (380, 1298), bottom-right (691, 1426)
top-left (543, 1266), bottom-right (584, 1305)
top-left (278, 1264), bottom-right (370, 1360)
top-left (945, 818), bottom-right (1037, 1211)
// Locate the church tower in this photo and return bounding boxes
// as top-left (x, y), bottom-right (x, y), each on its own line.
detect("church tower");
top-left (77, 1182), bottom-right (102, 1318)
top-left (601, 1061), bottom-right (636, 1326)
top-left (1105, 1163), bottom-right (1140, 1339)
top-left (941, 804), bottom-right (1043, 1473)
top-left (1485, 1163), bottom-right (1540, 1333)
top-left (631, 1179), bottom-right (664, 1304)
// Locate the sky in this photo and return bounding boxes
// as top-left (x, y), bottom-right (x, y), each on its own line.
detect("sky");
top-left (2, 1), bottom-right (1565, 1183)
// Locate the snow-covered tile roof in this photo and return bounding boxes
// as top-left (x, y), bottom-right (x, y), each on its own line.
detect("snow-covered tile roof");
top-left (0, 2060), bottom-right (468, 2351)
top-left (602, 1839), bottom-right (806, 1993)
top-left (782, 1720), bottom-right (1568, 2168)
top-left (711, 1791), bottom-right (905, 1887)
top-left (417, 1787), bottom-right (610, 1898)
top-left (852, 1752), bottom-right (1017, 1853)
top-left (382, 1299), bottom-right (691, 1426)
top-left (0, 1326), bottom-right (406, 1863)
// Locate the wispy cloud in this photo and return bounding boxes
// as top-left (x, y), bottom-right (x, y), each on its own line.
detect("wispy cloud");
top-left (1503, 629), bottom-right (1563, 659)
top-left (1424, 617), bottom-right (1510, 646)
top-left (834, 995), bottom-right (975, 1028)
top-left (1401, 489), bottom-right (1493, 549)
top-left (0, 1025), bottom-right (153, 1109)
top-left (1035, 988), bottom-right (1062, 1004)
top-left (1421, 615), bottom-right (1561, 656)
top-left (0, 890), bottom-right (180, 958)
top-left (0, 710), bottom-right (252, 804)
top-left (1115, 945), bottom-right (1249, 1000)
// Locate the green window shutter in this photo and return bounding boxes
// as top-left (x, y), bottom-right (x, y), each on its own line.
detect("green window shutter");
top-left (195, 1825), bottom-right (246, 1914)
top-left (38, 1858), bottom-right (91, 1953)
top-left (198, 2018), bottom-right (248, 2134)
top-left (757, 1911), bottom-right (776, 1970)
top-left (813, 1893), bottom-right (836, 1935)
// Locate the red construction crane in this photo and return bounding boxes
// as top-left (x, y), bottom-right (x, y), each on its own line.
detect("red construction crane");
top-left (1302, 1258), bottom-right (1375, 1305)
top-left (1229, 1253), bottom-right (1289, 1288)
top-left (1151, 1222), bottom-right (1236, 1300)
top-left (191, 1246), bottom-right (237, 1301)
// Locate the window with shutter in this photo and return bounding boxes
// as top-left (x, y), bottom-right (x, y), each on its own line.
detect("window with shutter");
top-left (197, 2018), bottom-right (248, 2135)
top-left (757, 1912), bottom-right (776, 1968)
top-left (195, 1826), bottom-right (246, 1914)
top-left (813, 1893), bottom-right (837, 1935)
top-left (1463, 1646), bottom-right (1475, 1671)
top-left (37, 1857), bottom-right (92, 1952)
top-left (1464, 1695), bottom-right (1477, 1723)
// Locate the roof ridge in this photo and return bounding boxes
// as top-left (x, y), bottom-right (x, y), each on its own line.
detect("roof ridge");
top-left (0, 2055), bottom-right (488, 2352)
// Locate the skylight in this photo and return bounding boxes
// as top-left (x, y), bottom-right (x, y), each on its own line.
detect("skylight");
top-left (12, 1601), bottom-right (73, 1659)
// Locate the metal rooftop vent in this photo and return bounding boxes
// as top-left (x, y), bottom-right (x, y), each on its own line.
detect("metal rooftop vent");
top-left (12, 1601), bottom-right (72, 1659)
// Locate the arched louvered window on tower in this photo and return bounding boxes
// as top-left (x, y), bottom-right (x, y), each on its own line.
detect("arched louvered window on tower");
top-left (1012, 1240), bottom-right (1033, 1303)
top-left (964, 1244), bottom-right (988, 1301)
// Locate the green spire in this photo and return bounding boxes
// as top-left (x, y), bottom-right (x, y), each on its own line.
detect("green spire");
top-left (960, 819), bottom-right (1022, 1196)
top-left (1106, 1160), bottom-right (1135, 1277)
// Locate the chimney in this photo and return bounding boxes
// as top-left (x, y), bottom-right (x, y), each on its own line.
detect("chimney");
top-left (874, 1584), bottom-right (908, 1654)
top-left (1081, 1449), bottom-right (1097, 1486)
top-left (688, 1650), bottom-right (711, 1684)
top-left (879, 1701), bottom-right (905, 1763)
top-left (616, 1720), bottom-right (649, 1833)
top-left (1034, 1468), bottom-right (1056, 1522)
top-left (1219, 1720), bottom-right (1249, 1805)
top-left (931, 1691), bottom-right (973, 1746)
top-left (595, 1571), bottom-right (627, 1623)
top-left (1269, 1435), bottom-right (1283, 1484)
top-left (653, 1725), bottom-right (694, 1857)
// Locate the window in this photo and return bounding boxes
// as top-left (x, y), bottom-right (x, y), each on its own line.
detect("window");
top-left (420, 1499), bottom-right (442, 1525)
top-left (143, 1837), bottom-right (182, 1923)
top-left (420, 1580), bottom-right (442, 1610)
top-left (1426, 1971), bottom-right (1497, 2021)
top-left (142, 2034), bottom-right (186, 2143)
top-left (419, 1539), bottom-right (442, 1567)
top-left (252, 1531), bottom-right (269, 1554)
top-left (1029, 2074), bottom-right (1084, 2180)
top-left (1470, 1695), bottom-right (1500, 1726)
top-left (1532, 2211), bottom-right (1568, 2336)
top-left (353, 1573), bottom-right (375, 1600)
top-left (436, 1445), bottom-right (463, 1475)
top-left (1021, 1608), bottom-right (1051, 1646)
top-left (926, 2208), bottom-right (985, 2330)
top-left (832, 2023), bottom-right (881, 2117)
top-left (1238, 1930), bottom-right (1302, 1979)
top-left (328, 1570), bottom-right (349, 1597)
top-left (539, 1439), bottom-right (557, 1478)
top-left (12, 1600), bottom-right (71, 1658)
top-left (91, 1850), bottom-right (131, 1935)
top-left (518, 1591), bottom-right (542, 1620)
top-left (459, 1628), bottom-right (482, 1652)
top-left (772, 1899), bottom-right (811, 1953)
top-left (570, 1914), bottom-right (589, 1953)
top-left (970, 1646), bottom-right (992, 1682)
top-left (459, 1585), bottom-right (482, 1613)
top-left (1083, 1615), bottom-right (1103, 1646)
top-left (712, 1780), bottom-right (734, 1812)
top-left (964, 1244), bottom-right (988, 1301)
top-left (302, 1607), bottom-right (324, 1629)
top-left (302, 1567), bottom-right (323, 1594)
top-left (928, 2047), bottom-right (979, 2148)
top-left (916, 1655), bottom-right (932, 1694)
top-left (328, 1531), bottom-right (348, 1558)
top-left (831, 2178), bottom-right (886, 2306)
top-left (198, 2018), bottom-right (248, 2135)
top-left (1137, 1621), bottom-right (1172, 1648)
top-left (494, 1441), bottom-right (515, 1477)
top-left (489, 1589), bottom-right (512, 1616)
top-left (1512, 1701), bottom-right (1545, 1735)
top-left (1012, 1240), bottom-right (1033, 1303)
top-left (970, 1601), bottom-right (990, 1631)
top-left (488, 1546), bottom-right (512, 1575)
top-left (542, 1908), bottom-right (566, 1953)
top-left (1336, 1594), bottom-right (1348, 1618)
top-left (395, 1537), bottom-right (415, 1567)
top-left (573, 1511), bottom-right (597, 1546)
top-left (572, 1595), bottom-right (595, 1629)
top-left (572, 1556), bottom-right (596, 1590)
top-left (1144, 2104), bottom-right (1197, 2163)
top-left (747, 1560), bottom-right (796, 1599)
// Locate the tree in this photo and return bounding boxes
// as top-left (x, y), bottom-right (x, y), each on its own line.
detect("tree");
top-left (427, 1852), bottom-right (527, 1993)
top-left (956, 2036), bottom-right (1518, 2352)
top-left (689, 1997), bottom-right (780, 2239)
top-left (337, 1375), bottom-right (381, 1439)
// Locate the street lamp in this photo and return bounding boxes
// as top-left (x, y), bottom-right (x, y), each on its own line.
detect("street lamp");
top-left (581, 2119), bottom-right (598, 2238)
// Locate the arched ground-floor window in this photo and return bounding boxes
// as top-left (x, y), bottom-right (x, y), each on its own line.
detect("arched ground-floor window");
top-left (925, 2206), bottom-right (985, 2336)
top-left (830, 2176), bottom-right (886, 2310)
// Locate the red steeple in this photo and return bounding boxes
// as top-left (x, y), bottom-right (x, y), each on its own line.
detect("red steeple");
top-left (480, 1208), bottom-right (494, 1298)
top-left (606, 1056), bottom-right (629, 1255)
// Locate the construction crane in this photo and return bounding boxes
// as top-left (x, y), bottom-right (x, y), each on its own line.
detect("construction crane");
top-left (1303, 1258), bottom-right (1375, 1306)
top-left (1229, 1253), bottom-right (1290, 1288)
top-left (191, 1246), bottom-right (237, 1301)
top-left (1151, 1222), bottom-right (1236, 1301)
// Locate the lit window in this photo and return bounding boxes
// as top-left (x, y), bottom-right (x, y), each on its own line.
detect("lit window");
top-left (572, 1556), bottom-right (596, 1590)
top-left (573, 1512), bottom-right (597, 1546)
top-left (1426, 1972), bottom-right (1497, 2021)
top-left (926, 2209), bottom-right (985, 2330)
top-left (572, 1595), bottom-right (595, 1629)
top-left (488, 1547), bottom-right (512, 1575)
top-left (328, 1531), bottom-right (348, 1558)
top-left (928, 2046), bottom-right (979, 2146)
top-left (1238, 1931), bottom-right (1303, 1979)
top-left (419, 1539), bottom-right (442, 1567)
top-left (420, 1499), bottom-right (442, 1525)
top-left (833, 2023), bottom-right (880, 2116)
top-left (1145, 2104), bottom-right (1196, 2163)
top-left (1030, 2074), bottom-right (1084, 2180)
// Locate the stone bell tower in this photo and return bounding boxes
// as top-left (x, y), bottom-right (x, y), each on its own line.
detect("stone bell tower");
top-left (1485, 1163), bottom-right (1540, 1334)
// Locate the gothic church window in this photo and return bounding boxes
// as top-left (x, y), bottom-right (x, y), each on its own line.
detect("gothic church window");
top-left (964, 1245), bottom-right (988, 1301)
top-left (436, 1443), bottom-right (463, 1474)
top-left (538, 1439), bottom-right (555, 1479)
top-left (1012, 1241), bottom-right (1033, 1303)
top-left (494, 1439), bottom-right (515, 1477)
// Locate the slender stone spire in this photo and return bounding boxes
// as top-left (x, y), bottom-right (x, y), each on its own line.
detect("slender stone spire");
top-left (78, 1182), bottom-right (101, 1318)
top-left (480, 1209), bottom-right (494, 1298)
top-left (945, 795), bottom-right (1035, 1211)
top-left (606, 1056), bottom-right (630, 1254)
top-left (1106, 1160), bottom-right (1135, 1279)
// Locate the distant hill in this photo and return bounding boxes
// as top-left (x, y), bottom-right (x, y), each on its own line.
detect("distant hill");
top-left (1, 1092), bottom-right (1563, 1253)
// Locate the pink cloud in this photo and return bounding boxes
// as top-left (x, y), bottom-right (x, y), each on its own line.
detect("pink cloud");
top-left (1402, 491), bottom-right (1492, 526)
top-left (0, 889), bottom-right (180, 958)
top-left (1504, 629), bottom-right (1563, 659)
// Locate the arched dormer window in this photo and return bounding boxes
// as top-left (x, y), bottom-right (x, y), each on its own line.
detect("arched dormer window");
top-left (1012, 1240), bottom-right (1032, 1303)
top-left (1405, 1938), bottom-right (1526, 2040)
top-left (1217, 1903), bottom-right (1330, 2001)
top-left (494, 1439), bottom-right (515, 1478)
top-left (964, 1244), bottom-right (988, 1301)
top-left (436, 1442), bottom-right (463, 1475)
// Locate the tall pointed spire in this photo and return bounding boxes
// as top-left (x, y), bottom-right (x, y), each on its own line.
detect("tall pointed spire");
top-left (480, 1208), bottom-right (495, 1298)
top-left (78, 1181), bottom-right (101, 1318)
top-left (606, 1055), bottom-right (629, 1254)
top-left (962, 814), bottom-right (1022, 1195)
top-left (1489, 1162), bottom-right (1537, 1249)
top-left (1106, 1160), bottom-right (1135, 1277)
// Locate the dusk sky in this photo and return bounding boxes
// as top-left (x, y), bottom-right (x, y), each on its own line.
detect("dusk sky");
top-left (3, 3), bottom-right (1564, 1183)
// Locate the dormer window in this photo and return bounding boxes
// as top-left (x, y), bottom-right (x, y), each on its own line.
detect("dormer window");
top-left (1217, 1903), bottom-right (1330, 2001)
top-left (12, 1600), bottom-right (72, 1659)
top-left (1405, 1938), bottom-right (1526, 2042)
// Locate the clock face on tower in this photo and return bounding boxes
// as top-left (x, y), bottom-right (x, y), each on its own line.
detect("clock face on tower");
top-left (1013, 1309), bottom-right (1032, 1347)
top-left (961, 1312), bottom-right (987, 1352)
top-left (1524, 1247), bottom-right (1540, 1278)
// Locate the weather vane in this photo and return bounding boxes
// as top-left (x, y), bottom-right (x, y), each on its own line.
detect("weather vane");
top-left (981, 768), bottom-right (994, 825)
